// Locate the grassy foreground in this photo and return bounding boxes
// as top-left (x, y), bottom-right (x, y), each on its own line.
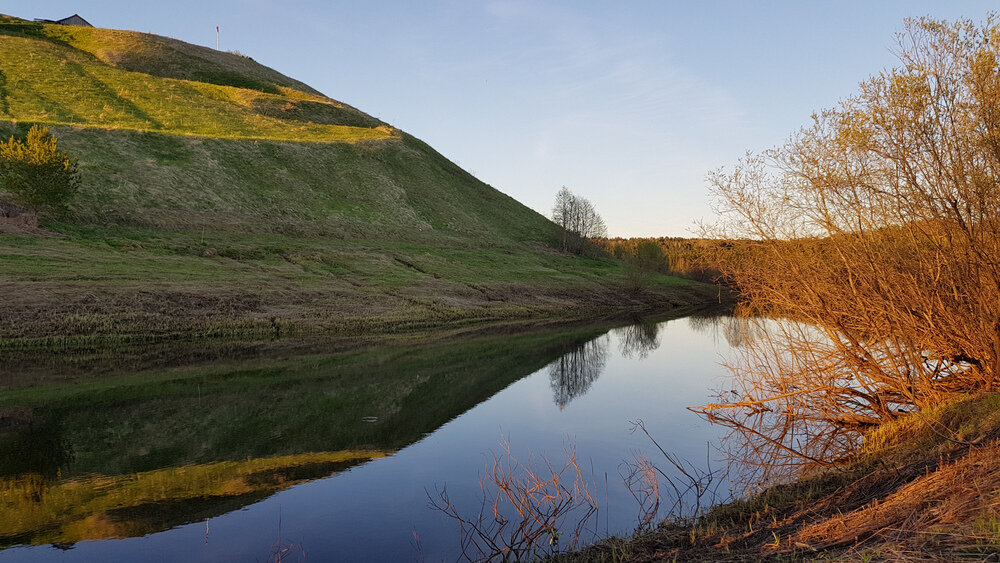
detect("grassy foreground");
top-left (560, 393), bottom-right (1000, 562)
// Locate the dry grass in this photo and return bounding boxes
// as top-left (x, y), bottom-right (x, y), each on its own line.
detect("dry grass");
top-left (791, 444), bottom-right (1000, 557)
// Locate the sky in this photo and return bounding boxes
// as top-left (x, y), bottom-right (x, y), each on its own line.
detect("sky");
top-left (6, 1), bottom-right (1000, 237)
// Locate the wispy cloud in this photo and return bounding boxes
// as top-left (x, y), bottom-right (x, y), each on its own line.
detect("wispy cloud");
top-left (483, 0), bottom-right (749, 148)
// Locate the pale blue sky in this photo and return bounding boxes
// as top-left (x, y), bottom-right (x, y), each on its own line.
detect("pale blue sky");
top-left (6, 1), bottom-right (998, 236)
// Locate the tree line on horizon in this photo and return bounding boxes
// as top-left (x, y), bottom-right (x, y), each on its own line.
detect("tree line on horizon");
top-left (593, 236), bottom-right (724, 283)
top-left (548, 187), bottom-right (729, 286)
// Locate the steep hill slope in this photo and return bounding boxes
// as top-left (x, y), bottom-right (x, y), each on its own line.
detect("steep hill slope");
top-left (0, 14), bottom-right (550, 240)
top-left (0, 15), bottom-right (722, 343)
top-left (0, 16), bottom-right (369, 134)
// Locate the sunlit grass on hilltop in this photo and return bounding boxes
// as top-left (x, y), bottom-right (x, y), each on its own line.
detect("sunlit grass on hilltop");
top-left (0, 15), bottom-right (392, 143)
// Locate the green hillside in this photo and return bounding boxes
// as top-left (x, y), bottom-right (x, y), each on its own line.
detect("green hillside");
top-left (0, 16), bottom-right (382, 140)
top-left (0, 15), bottom-right (722, 343)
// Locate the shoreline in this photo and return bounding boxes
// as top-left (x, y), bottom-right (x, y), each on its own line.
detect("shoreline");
top-left (0, 299), bottom-right (733, 393)
top-left (1, 276), bottom-right (732, 350)
top-left (558, 393), bottom-right (1000, 562)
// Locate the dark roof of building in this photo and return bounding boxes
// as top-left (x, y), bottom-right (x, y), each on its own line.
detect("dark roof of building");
top-left (33, 14), bottom-right (93, 27)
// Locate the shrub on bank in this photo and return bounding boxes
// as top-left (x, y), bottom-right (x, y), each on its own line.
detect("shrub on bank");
top-left (0, 124), bottom-right (79, 212)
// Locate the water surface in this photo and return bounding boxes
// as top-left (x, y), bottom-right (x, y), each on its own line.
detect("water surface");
top-left (0, 311), bottom-right (739, 561)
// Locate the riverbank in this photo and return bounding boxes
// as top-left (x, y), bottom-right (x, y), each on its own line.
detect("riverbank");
top-left (0, 222), bottom-right (729, 348)
top-left (561, 393), bottom-right (1000, 561)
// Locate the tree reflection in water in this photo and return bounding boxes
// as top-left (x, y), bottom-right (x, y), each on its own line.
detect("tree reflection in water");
top-left (547, 319), bottom-right (671, 408)
top-left (613, 321), bottom-right (661, 360)
top-left (686, 312), bottom-right (759, 349)
top-left (700, 400), bottom-right (863, 491)
top-left (686, 312), bottom-right (724, 335)
top-left (692, 317), bottom-right (869, 490)
top-left (548, 335), bottom-right (609, 409)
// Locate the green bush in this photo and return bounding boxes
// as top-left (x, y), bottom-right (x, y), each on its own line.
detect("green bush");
top-left (0, 125), bottom-right (79, 211)
top-left (634, 239), bottom-right (665, 272)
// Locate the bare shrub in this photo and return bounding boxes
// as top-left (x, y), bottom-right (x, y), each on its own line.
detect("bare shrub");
top-left (621, 453), bottom-right (660, 532)
top-left (702, 17), bottom-right (1000, 467)
top-left (620, 421), bottom-right (725, 526)
top-left (594, 237), bottom-right (725, 282)
top-left (429, 435), bottom-right (599, 562)
top-left (266, 508), bottom-right (305, 563)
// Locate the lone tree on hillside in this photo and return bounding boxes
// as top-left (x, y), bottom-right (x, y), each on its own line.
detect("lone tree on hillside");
top-left (700, 16), bottom-right (1000, 474)
top-left (551, 186), bottom-right (607, 253)
top-left (0, 125), bottom-right (79, 212)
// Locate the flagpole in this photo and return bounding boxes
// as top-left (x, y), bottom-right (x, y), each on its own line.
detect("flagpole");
top-left (216, 26), bottom-right (219, 50)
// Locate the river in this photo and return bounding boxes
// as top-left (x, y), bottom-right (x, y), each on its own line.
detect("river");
top-left (0, 310), bottom-right (741, 561)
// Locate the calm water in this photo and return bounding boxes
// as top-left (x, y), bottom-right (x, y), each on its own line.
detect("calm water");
top-left (0, 311), bottom-right (739, 562)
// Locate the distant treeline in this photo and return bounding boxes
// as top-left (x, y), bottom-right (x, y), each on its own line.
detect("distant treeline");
top-left (593, 237), bottom-right (725, 283)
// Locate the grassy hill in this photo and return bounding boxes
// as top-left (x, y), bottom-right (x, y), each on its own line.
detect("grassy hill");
top-left (0, 16), bottom-right (381, 140)
top-left (0, 15), bottom-right (722, 343)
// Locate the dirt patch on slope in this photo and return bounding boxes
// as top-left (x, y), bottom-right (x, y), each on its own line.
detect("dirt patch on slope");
top-left (0, 202), bottom-right (57, 236)
top-left (0, 214), bottom-right (45, 235)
